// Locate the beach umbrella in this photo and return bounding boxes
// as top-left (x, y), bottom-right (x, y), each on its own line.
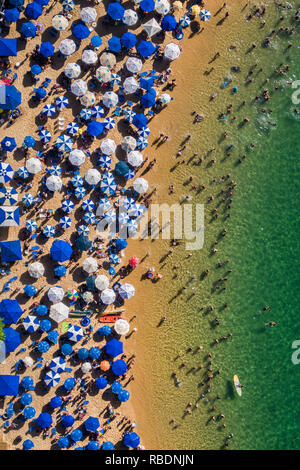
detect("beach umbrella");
top-left (112, 359), bottom-right (127, 376)
top-left (61, 343), bottom-right (73, 356)
top-left (58, 436), bottom-right (69, 449)
top-left (3, 327), bottom-right (21, 352)
top-left (121, 136), bottom-right (136, 152)
top-left (20, 393), bottom-right (32, 406)
top-left (103, 117), bottom-right (115, 130)
top-left (20, 21), bottom-right (37, 37)
top-left (123, 432), bottom-right (140, 448)
top-left (111, 381), bottom-right (122, 394)
top-left (67, 289), bottom-right (78, 300)
top-left (89, 346), bottom-right (101, 360)
top-left (80, 91), bottom-right (96, 107)
top-left (48, 286), bottom-right (64, 303)
top-left (38, 340), bottom-right (50, 353)
top-left (76, 234), bottom-right (92, 251)
top-left (64, 377), bottom-right (75, 391)
top-left (108, 36), bottom-right (121, 53)
top-left (49, 303), bottom-right (69, 323)
top-left (55, 135), bottom-right (73, 152)
top-left (31, 64), bottom-right (42, 76)
top-left (44, 371), bottom-right (60, 387)
top-left (50, 396), bottom-right (63, 409)
top-left (23, 194), bottom-right (34, 206)
top-left (95, 377), bottom-right (107, 389)
top-left (95, 275), bottom-right (109, 291)
top-left (48, 165), bottom-right (62, 176)
top-left (87, 441), bottom-right (99, 450)
top-left (115, 161), bottom-right (130, 178)
top-left (71, 176), bottom-right (83, 188)
top-left (69, 149), bottom-right (86, 166)
top-left (34, 87), bottom-right (47, 100)
top-left (155, 0), bottom-right (170, 15)
top-left (39, 129), bottom-right (51, 143)
top-left (101, 288), bottom-right (116, 305)
top-left (95, 66), bottom-right (112, 83)
top-left (24, 284), bottom-right (37, 297)
top-left (67, 325), bottom-right (84, 342)
top-left (18, 166), bottom-right (30, 179)
top-left (189, 4), bottom-right (200, 15)
top-left (25, 157), bottom-right (42, 174)
top-left (84, 169), bottom-right (101, 186)
top-left (75, 187), bottom-right (86, 200)
top-left (137, 40), bottom-right (156, 57)
top-left (60, 216), bottom-right (72, 229)
top-left (78, 347), bottom-right (89, 360)
top-left (100, 138), bottom-right (116, 155)
top-left (77, 225), bottom-right (90, 236)
top-left (102, 442), bottom-right (114, 450)
top-left (111, 75), bottom-right (121, 88)
top-left (82, 49), bottom-right (98, 65)
top-left (106, 339), bottom-right (123, 358)
top-left (127, 151), bottom-right (143, 168)
top-left (161, 14), bottom-right (177, 31)
top-left (200, 9), bottom-right (211, 21)
top-left (133, 177), bottom-right (148, 194)
top-left (64, 62), bottom-right (81, 79)
top-left (40, 41), bottom-right (54, 58)
top-left (107, 2), bottom-right (124, 20)
top-left (123, 77), bottom-right (139, 94)
top-left (20, 376), bottom-right (34, 390)
top-left (4, 8), bottom-right (20, 22)
top-left (127, 219), bottom-right (139, 236)
top-left (96, 199), bottom-right (110, 216)
top-left (104, 208), bottom-right (116, 224)
top-left (97, 325), bottom-right (111, 337)
top-left (179, 14), bottom-right (191, 28)
top-left (129, 204), bottom-right (144, 218)
top-left (140, 76), bottom-right (154, 91)
top-left (121, 32), bottom-right (137, 50)
top-left (164, 42), bottom-right (181, 60)
top-left (118, 389), bottom-right (130, 402)
top-left (136, 136), bottom-right (148, 150)
top-left (87, 120), bottom-right (103, 136)
top-left (159, 92), bottom-right (171, 104)
top-left (100, 360), bottom-right (110, 371)
top-left (62, 200), bottom-right (75, 213)
top-left (56, 95), bottom-right (69, 111)
top-left (70, 429), bottom-right (83, 442)
top-left (50, 240), bottom-right (72, 262)
top-left (123, 9), bottom-right (138, 26)
top-left (109, 253), bottom-right (120, 265)
top-left (40, 319), bottom-right (52, 332)
top-left (36, 305), bottom-right (48, 316)
top-left (1, 137), bottom-right (16, 152)
top-left (102, 91), bottom-right (118, 108)
top-left (73, 23), bottom-right (90, 40)
top-left (141, 89), bottom-right (156, 108)
top-left (82, 199), bottom-right (95, 212)
top-left (114, 319), bottom-right (130, 335)
top-left (82, 257), bottom-right (98, 274)
top-left (43, 225), bottom-right (55, 238)
top-left (100, 173), bottom-right (117, 196)
top-left (132, 113), bottom-right (148, 129)
top-left (28, 261), bottom-right (45, 279)
top-left (142, 18), bottom-right (162, 37)
top-left (23, 440), bottom-right (34, 450)
top-left (59, 39), bottom-right (76, 56)
top-left (54, 265), bottom-right (67, 277)
top-left (0, 84), bottom-right (21, 110)
top-left (140, 0), bottom-right (154, 12)
top-left (126, 57), bottom-right (143, 74)
top-left (122, 197), bottom-right (135, 211)
top-left (26, 2), bottom-right (42, 19)
top-left (23, 406), bottom-right (36, 419)
top-left (119, 283), bottom-right (135, 300)
top-left (85, 417), bottom-right (99, 432)
top-left (62, 0), bottom-right (74, 11)
top-left (62, 414), bottom-right (75, 427)
top-left (137, 126), bottom-right (150, 138)
top-left (80, 108), bottom-right (92, 121)
top-left (123, 108), bottom-right (136, 123)
top-left (98, 155), bottom-right (111, 169)
top-left (91, 106), bottom-right (104, 119)
top-left (0, 163), bottom-right (14, 184)
top-left (67, 121), bottom-right (79, 135)
top-left (0, 187), bottom-right (18, 206)
top-left (80, 7), bottom-right (97, 23)
top-left (52, 14), bottom-right (68, 30)
top-left (48, 330), bottom-right (59, 344)
top-left (91, 35), bottom-right (102, 47)
top-left (81, 362), bottom-right (92, 373)
top-left (35, 0), bottom-right (49, 5)
top-left (100, 52), bottom-right (116, 69)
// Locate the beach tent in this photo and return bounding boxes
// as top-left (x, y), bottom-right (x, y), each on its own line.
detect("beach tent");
top-left (3, 327), bottom-right (21, 352)
top-left (50, 240), bottom-right (73, 262)
top-left (0, 375), bottom-right (19, 396)
top-left (0, 240), bottom-right (22, 262)
top-left (123, 432), bottom-right (140, 448)
top-left (106, 339), bottom-right (123, 358)
top-left (0, 38), bottom-right (17, 56)
top-left (37, 412), bottom-right (52, 429)
top-left (85, 416), bottom-right (100, 432)
top-left (0, 84), bottom-right (21, 110)
top-left (0, 299), bottom-right (23, 324)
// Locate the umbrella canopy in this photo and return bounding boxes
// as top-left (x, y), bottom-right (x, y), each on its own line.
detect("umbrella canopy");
top-left (44, 371), bottom-right (60, 387)
top-left (22, 193), bottom-right (34, 206)
top-left (95, 66), bottom-right (112, 83)
top-left (0, 163), bottom-right (14, 184)
top-left (23, 440), bottom-right (34, 450)
top-left (46, 175), bottom-right (63, 192)
top-left (61, 343), bottom-right (73, 356)
top-left (81, 362), bottom-right (92, 373)
top-left (114, 319), bottom-right (130, 335)
top-left (42, 225), bottom-right (55, 238)
top-left (123, 432), bottom-right (140, 448)
top-left (37, 412), bottom-right (52, 429)
top-left (28, 262), bottom-right (45, 279)
top-left (100, 173), bottom-right (117, 196)
top-left (121, 136), bottom-right (136, 152)
top-left (77, 225), bottom-right (90, 236)
top-left (108, 36), bottom-right (121, 53)
top-left (100, 52), bottom-right (116, 68)
top-left (40, 41), bottom-right (54, 57)
top-left (127, 150), bottom-right (143, 167)
top-left (56, 95), bottom-right (68, 110)
top-left (91, 105), bottom-right (105, 118)
top-left (20, 376), bottom-right (34, 391)
top-left (98, 155), bottom-right (111, 169)
top-left (37, 340), bottom-right (50, 353)
top-left (25, 157), bottom-right (42, 174)
top-left (123, 77), bottom-right (139, 94)
top-left (31, 64), bottom-right (42, 76)
top-left (78, 347), bottom-right (89, 360)
top-left (23, 356), bottom-right (34, 368)
top-left (100, 360), bottom-right (110, 371)
top-left (0, 299), bottom-right (23, 324)
top-left (137, 40), bottom-right (156, 57)
top-left (87, 441), bottom-right (99, 450)
top-left (161, 14), bottom-right (177, 31)
top-left (43, 104), bottom-right (55, 117)
top-left (91, 35), bottom-right (102, 47)
top-left (64, 62), bottom-right (81, 79)
top-left (80, 91), bottom-right (96, 107)
top-left (23, 136), bottom-right (35, 148)
top-left (155, 0), bottom-right (170, 15)
top-left (133, 177), bottom-right (149, 194)
top-left (18, 166), bottom-right (30, 179)
top-left (4, 8), bottom-right (20, 22)
top-left (54, 265), bottom-right (67, 277)
top-left (20, 21), bottom-right (37, 38)
top-left (71, 175), bottom-right (84, 187)
top-left (64, 377), bottom-right (76, 390)
top-left (50, 396), bottom-right (63, 409)
top-left (82, 200), bottom-right (95, 212)
top-left (39, 319), bottom-right (52, 332)
top-left (200, 9), bottom-right (211, 21)
top-left (132, 113), bottom-right (148, 129)
top-left (82, 257), bottom-right (98, 274)
top-left (106, 338), bottom-right (123, 358)
top-left (3, 327), bottom-right (21, 352)
top-left (67, 121), bottom-right (79, 135)
top-left (62, 200), bottom-right (75, 213)
top-left (102, 91), bottom-right (118, 108)
top-left (70, 429), bottom-right (83, 442)
top-left (24, 284), bottom-right (37, 297)
top-left (96, 199), bottom-right (111, 216)
top-left (107, 2), bottom-right (124, 20)
top-left (123, 9), bottom-right (138, 26)
top-left (126, 57), bottom-right (143, 74)
top-left (0, 187), bottom-right (18, 206)
top-left (20, 392), bottom-right (32, 406)
top-left (85, 416), bottom-right (100, 432)
top-left (76, 234), bottom-right (92, 251)
top-left (1, 137), bottom-right (16, 152)
top-left (50, 240), bottom-right (72, 262)
top-left (87, 120), bottom-right (103, 136)
top-left (49, 303), bottom-right (69, 323)
top-left (140, 0), bottom-right (155, 12)
top-left (80, 7), bottom-right (97, 23)
top-left (50, 357), bottom-right (66, 374)
top-left (95, 377), bottom-right (108, 390)
top-left (119, 283), bottom-right (135, 299)
top-left (39, 129), bottom-right (51, 143)
top-left (23, 406), bottom-right (36, 419)
top-left (142, 18), bottom-right (162, 37)
top-left (84, 168), bottom-right (101, 186)
top-left (101, 288), bottom-right (116, 305)
top-left (62, 0), bottom-right (74, 11)
top-left (36, 305), bottom-right (48, 316)
top-left (48, 286), bottom-right (64, 303)
top-left (59, 39), bottom-right (76, 56)
top-left (89, 346), bottom-right (101, 359)
top-left (164, 42), bottom-right (181, 60)
top-left (52, 14), bottom-right (68, 30)
top-left (82, 49), bottom-right (98, 65)
top-left (56, 134), bottom-right (73, 152)
top-left (69, 149), bottom-right (86, 166)
top-left (97, 325), bottom-right (111, 337)
top-left (73, 23), bottom-right (90, 40)
top-left (62, 414), bottom-right (75, 427)
top-left (118, 389), bottom-right (130, 402)
top-left (111, 381), bottom-right (122, 394)
top-left (67, 324), bottom-right (84, 342)
top-left (95, 274), bottom-right (109, 291)
top-left (25, 2), bottom-right (42, 20)
top-left (111, 359), bottom-right (127, 376)
top-left (121, 32), bottom-right (137, 49)
top-left (102, 442), bottom-right (114, 450)
top-left (100, 138), bottom-right (116, 155)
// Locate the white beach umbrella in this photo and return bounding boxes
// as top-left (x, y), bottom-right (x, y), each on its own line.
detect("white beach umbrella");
top-left (82, 257), bottom-right (98, 274)
top-left (142, 18), bottom-right (162, 37)
top-left (123, 9), bottom-right (138, 26)
top-left (119, 283), bottom-right (135, 299)
top-left (155, 0), bottom-right (170, 15)
top-left (71, 79), bottom-right (88, 97)
top-left (133, 177), bottom-right (148, 194)
top-left (81, 362), bottom-right (92, 373)
top-left (46, 175), bottom-right (62, 192)
top-left (126, 57), bottom-right (143, 74)
top-left (114, 319), bottom-right (130, 335)
top-left (28, 262), bottom-right (45, 279)
top-left (82, 49), bottom-right (98, 65)
top-left (84, 168), bottom-right (101, 185)
top-left (164, 43), bottom-right (181, 61)
top-left (121, 136), bottom-right (136, 152)
top-left (69, 149), bottom-right (86, 166)
top-left (100, 52), bottom-right (116, 68)
top-left (25, 157), bottom-right (42, 175)
top-left (48, 286), bottom-right (65, 303)
top-left (95, 66), bottom-right (112, 83)
top-left (23, 356), bottom-right (34, 368)
top-left (123, 77), bottom-right (139, 94)
top-left (80, 7), bottom-right (97, 23)
top-left (49, 302), bottom-right (69, 323)
top-left (127, 150), bottom-right (143, 167)
top-left (64, 62), bottom-right (81, 79)
top-left (80, 91), bottom-right (96, 107)
top-left (101, 288), bottom-right (116, 305)
top-left (59, 39), bottom-right (76, 56)
top-left (100, 138), bottom-right (116, 155)
top-left (95, 274), bottom-right (109, 291)
top-left (52, 15), bottom-right (69, 31)
top-left (102, 91), bottom-right (118, 108)
top-left (159, 92), bottom-right (172, 104)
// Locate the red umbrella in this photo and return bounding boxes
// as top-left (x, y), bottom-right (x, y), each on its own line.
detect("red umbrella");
top-left (129, 256), bottom-right (139, 268)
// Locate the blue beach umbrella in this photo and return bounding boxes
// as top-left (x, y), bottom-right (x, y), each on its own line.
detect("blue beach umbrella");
top-left (123, 108), bottom-right (136, 123)
top-left (50, 396), bottom-right (63, 409)
top-left (62, 0), bottom-right (74, 11)
top-left (40, 41), bottom-right (54, 58)
top-left (121, 32), bottom-right (137, 49)
top-left (58, 436), bottom-right (69, 448)
top-left (54, 265), bottom-right (67, 277)
top-left (34, 87), bottom-right (47, 100)
top-left (23, 315), bottom-right (39, 332)
top-left (95, 377), bottom-right (107, 390)
top-left (31, 64), bottom-right (42, 76)
top-left (44, 371), bottom-right (60, 387)
top-left (50, 356), bottom-right (66, 373)
top-left (43, 104), bottom-right (55, 117)
top-left (78, 347), bottom-right (89, 360)
top-left (60, 216), bottom-right (72, 229)
top-left (73, 23), bottom-right (90, 39)
top-left (4, 8), bottom-right (20, 22)
top-left (38, 340), bottom-right (50, 353)
top-left (115, 238), bottom-right (127, 250)
top-left (56, 134), bottom-right (73, 152)
top-left (23, 406), bottom-right (36, 419)
top-left (87, 441), bottom-right (99, 450)
top-left (80, 108), bottom-right (92, 121)
top-left (39, 129), bottom-right (51, 143)
top-left (97, 325), bottom-right (111, 337)
top-left (91, 35), bottom-right (102, 47)
top-left (89, 346), bottom-right (101, 360)
top-left (102, 442), bottom-right (114, 450)
top-left (26, 2), bottom-right (42, 19)
top-left (20, 22), bottom-right (37, 38)
top-left (100, 173), bottom-right (116, 196)
top-left (161, 14), bottom-right (177, 31)
top-left (48, 330), bottom-right (59, 344)
top-left (62, 200), bottom-right (75, 213)
top-left (0, 187), bottom-right (18, 205)
top-left (56, 96), bottom-right (69, 110)
top-left (64, 377), bottom-right (76, 391)
top-left (140, 76), bottom-right (154, 91)
top-left (3, 327), bottom-right (21, 352)
top-left (39, 318), bottom-right (52, 332)
top-left (106, 339), bottom-right (123, 358)
top-left (118, 389), bottom-right (130, 402)
top-left (43, 225), bottom-right (55, 238)
top-left (110, 73), bottom-right (121, 86)
top-left (87, 120), bottom-right (104, 137)
top-left (20, 376), bottom-right (34, 390)
top-left (1, 137), bottom-right (16, 152)
top-left (70, 429), bottom-right (83, 442)
top-left (82, 199), bottom-right (95, 212)
top-left (132, 113), bottom-right (148, 129)
top-left (36, 304), bottom-right (48, 316)
top-left (20, 393), bottom-right (33, 406)
top-left (111, 381), bottom-right (122, 394)
top-left (67, 121), bottom-right (79, 135)
top-left (75, 234), bottom-right (92, 251)
top-left (85, 416), bottom-right (99, 432)
top-left (22, 194), bottom-right (35, 206)
top-left (123, 432), bottom-right (140, 449)
top-left (108, 36), bottom-right (121, 53)
top-left (138, 126), bottom-right (150, 137)
top-left (98, 155), bottom-right (111, 169)
top-left (62, 414), bottom-right (75, 427)
top-left (37, 412), bottom-right (52, 429)
top-left (24, 284), bottom-right (37, 297)
top-left (140, 0), bottom-right (155, 12)
top-left (141, 92), bottom-right (156, 108)
top-left (50, 240), bottom-right (73, 262)
top-left (83, 212), bottom-right (96, 225)
top-left (61, 343), bottom-right (73, 356)
top-left (200, 9), bottom-right (211, 21)
top-left (48, 165), bottom-right (62, 176)
top-left (179, 15), bottom-right (191, 28)
top-left (115, 161), bottom-right (130, 178)
top-left (103, 117), bottom-right (115, 130)
top-left (112, 359), bottom-right (127, 376)
top-left (107, 2), bottom-right (125, 20)
top-left (24, 136), bottom-right (36, 148)
top-left (35, 0), bottom-right (49, 5)
top-left (137, 40), bottom-right (156, 57)
top-left (91, 106), bottom-right (104, 119)
top-left (67, 324), bottom-right (84, 342)
top-left (77, 225), bottom-right (90, 236)
top-left (23, 440), bottom-right (34, 450)
top-left (18, 167), bottom-right (30, 179)
top-left (136, 136), bottom-right (148, 149)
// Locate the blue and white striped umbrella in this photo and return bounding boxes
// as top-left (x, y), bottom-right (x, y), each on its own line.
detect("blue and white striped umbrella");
top-left (59, 216), bottom-right (72, 229)
top-left (122, 197), bottom-right (136, 211)
top-left (62, 200), bottom-right (75, 213)
top-left (104, 209), bottom-right (116, 224)
top-left (18, 166), bottom-right (30, 179)
top-left (118, 212), bottom-right (130, 225)
top-left (48, 165), bottom-right (62, 176)
top-left (83, 211), bottom-right (96, 225)
top-left (125, 168), bottom-right (135, 180)
top-left (82, 199), bottom-right (95, 212)
top-left (0, 187), bottom-right (18, 205)
top-left (42, 104), bottom-right (56, 117)
top-left (179, 15), bottom-right (191, 28)
top-left (123, 108), bottom-right (136, 123)
top-left (56, 96), bottom-right (69, 110)
top-left (22, 193), bottom-right (35, 206)
top-left (71, 175), bottom-right (84, 187)
top-left (127, 218), bottom-right (139, 235)
top-left (43, 225), bottom-right (55, 237)
top-left (62, 0), bottom-right (74, 11)
top-left (56, 134), bottom-right (73, 152)
top-left (50, 356), bottom-right (66, 373)
top-left (77, 224), bottom-right (90, 236)
top-left (128, 203), bottom-right (145, 218)
top-left (110, 73), bottom-right (121, 86)
top-left (39, 129), bottom-right (52, 143)
top-left (136, 137), bottom-right (148, 149)
top-left (44, 371), bottom-right (61, 387)
top-left (23, 315), bottom-right (39, 333)
top-left (200, 9), bottom-right (211, 21)
top-left (138, 126), bottom-right (150, 138)
top-left (74, 186), bottom-right (86, 199)
top-left (97, 198), bottom-right (110, 214)
top-left (0, 163), bottom-right (14, 184)
top-left (80, 108), bottom-right (92, 121)
top-left (67, 121), bottom-right (79, 135)
top-left (103, 117), bottom-right (115, 130)
top-left (100, 173), bottom-right (117, 196)
top-left (67, 324), bottom-right (84, 342)
top-left (91, 106), bottom-right (105, 118)
top-left (26, 219), bottom-right (38, 232)
top-left (109, 253), bottom-right (120, 264)
top-left (98, 155), bottom-right (111, 169)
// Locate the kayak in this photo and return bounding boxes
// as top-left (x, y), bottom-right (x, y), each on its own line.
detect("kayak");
top-left (233, 375), bottom-right (242, 396)
top-left (99, 316), bottom-right (121, 323)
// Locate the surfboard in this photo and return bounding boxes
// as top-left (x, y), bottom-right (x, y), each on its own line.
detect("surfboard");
top-left (99, 316), bottom-right (121, 323)
top-left (234, 375), bottom-right (242, 396)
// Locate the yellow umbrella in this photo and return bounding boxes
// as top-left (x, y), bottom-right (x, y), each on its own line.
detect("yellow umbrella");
top-left (190, 5), bottom-right (201, 16)
top-left (173, 1), bottom-right (183, 11)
